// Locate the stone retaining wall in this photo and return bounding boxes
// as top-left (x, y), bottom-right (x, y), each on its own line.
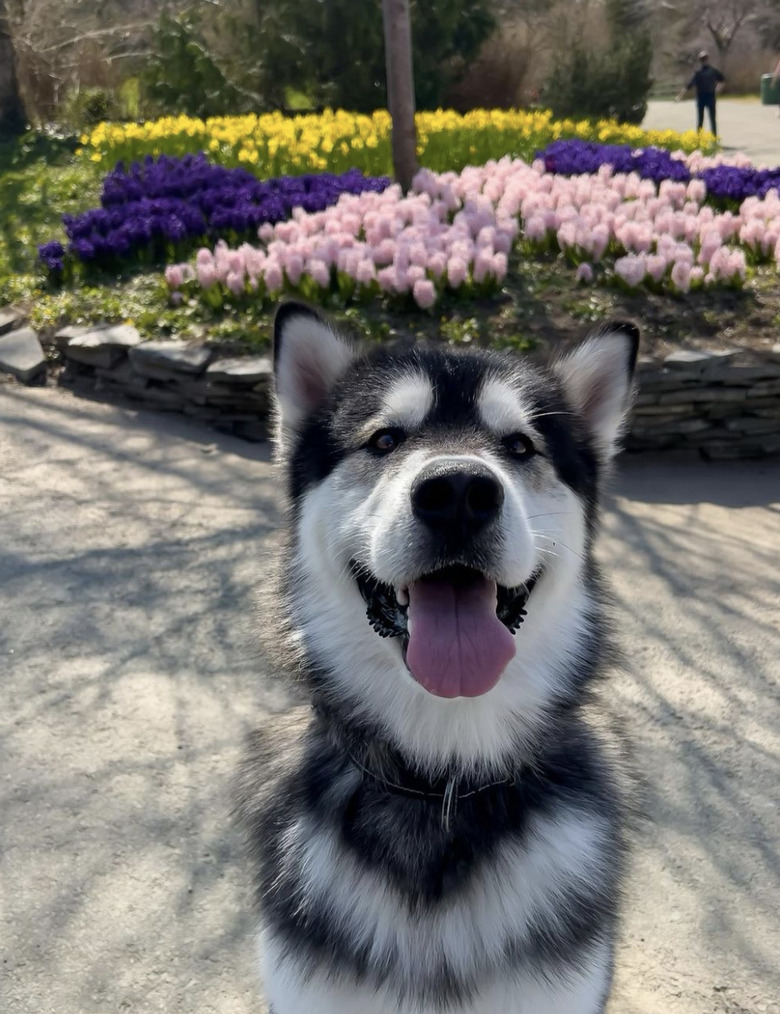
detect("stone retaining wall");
top-left (1, 317), bottom-right (779, 457)
top-left (630, 348), bottom-right (780, 459)
top-left (55, 324), bottom-right (272, 442)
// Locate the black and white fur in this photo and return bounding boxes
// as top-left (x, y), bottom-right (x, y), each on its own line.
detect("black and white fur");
top-left (236, 302), bottom-right (640, 1014)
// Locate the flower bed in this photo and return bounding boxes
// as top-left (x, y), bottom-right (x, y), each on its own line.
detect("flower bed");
top-left (78, 109), bottom-right (715, 177)
top-left (165, 155), bottom-right (780, 310)
top-left (38, 154), bottom-right (389, 279)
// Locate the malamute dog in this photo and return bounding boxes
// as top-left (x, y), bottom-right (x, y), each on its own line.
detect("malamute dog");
top-left (237, 302), bottom-right (639, 1014)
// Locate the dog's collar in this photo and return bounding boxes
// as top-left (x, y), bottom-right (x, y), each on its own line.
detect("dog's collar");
top-left (346, 750), bottom-right (514, 831)
top-left (312, 701), bottom-right (517, 830)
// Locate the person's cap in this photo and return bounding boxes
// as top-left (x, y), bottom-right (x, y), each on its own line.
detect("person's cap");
top-left (698, 50), bottom-right (709, 59)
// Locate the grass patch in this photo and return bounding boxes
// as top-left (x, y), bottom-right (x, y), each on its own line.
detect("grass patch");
top-left (0, 147), bottom-right (102, 280)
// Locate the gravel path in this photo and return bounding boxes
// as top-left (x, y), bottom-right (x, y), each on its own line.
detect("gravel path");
top-left (1, 382), bottom-right (778, 1014)
top-left (644, 98), bottom-right (780, 167)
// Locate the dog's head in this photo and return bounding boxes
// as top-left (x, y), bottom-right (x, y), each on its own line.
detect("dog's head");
top-left (272, 303), bottom-right (638, 769)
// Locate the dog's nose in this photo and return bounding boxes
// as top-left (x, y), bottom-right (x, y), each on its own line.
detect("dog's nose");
top-left (411, 464), bottom-right (504, 534)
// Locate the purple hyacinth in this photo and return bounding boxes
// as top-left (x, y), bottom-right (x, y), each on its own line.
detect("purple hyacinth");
top-left (38, 240), bottom-right (66, 272)
top-left (699, 165), bottom-right (780, 202)
top-left (537, 140), bottom-right (691, 183)
top-left (40, 153), bottom-right (392, 274)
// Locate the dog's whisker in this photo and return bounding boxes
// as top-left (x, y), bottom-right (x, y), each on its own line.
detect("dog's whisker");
top-left (529, 410), bottom-right (574, 421)
top-left (534, 533), bottom-right (587, 564)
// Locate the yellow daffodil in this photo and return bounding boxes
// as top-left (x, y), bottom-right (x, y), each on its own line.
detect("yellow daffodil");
top-left (79, 108), bottom-right (716, 175)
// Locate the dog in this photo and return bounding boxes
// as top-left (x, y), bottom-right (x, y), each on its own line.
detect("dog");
top-left (236, 301), bottom-right (640, 1014)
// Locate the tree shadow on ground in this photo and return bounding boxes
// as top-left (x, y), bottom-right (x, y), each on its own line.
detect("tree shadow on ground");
top-left (0, 386), bottom-right (279, 1012)
top-left (602, 457), bottom-right (780, 1004)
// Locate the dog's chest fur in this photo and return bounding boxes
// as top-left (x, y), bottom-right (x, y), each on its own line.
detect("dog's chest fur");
top-left (238, 709), bottom-right (623, 1013)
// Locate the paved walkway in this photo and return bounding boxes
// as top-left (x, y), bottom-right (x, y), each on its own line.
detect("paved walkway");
top-left (1, 383), bottom-right (779, 1014)
top-left (644, 98), bottom-right (780, 167)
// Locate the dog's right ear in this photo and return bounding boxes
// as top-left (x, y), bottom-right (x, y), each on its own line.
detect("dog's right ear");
top-left (273, 302), bottom-right (355, 438)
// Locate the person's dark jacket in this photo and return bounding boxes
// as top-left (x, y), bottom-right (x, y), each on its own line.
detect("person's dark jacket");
top-left (687, 65), bottom-right (725, 96)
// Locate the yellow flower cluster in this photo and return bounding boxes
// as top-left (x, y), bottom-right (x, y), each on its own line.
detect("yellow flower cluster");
top-left (80, 108), bottom-right (716, 176)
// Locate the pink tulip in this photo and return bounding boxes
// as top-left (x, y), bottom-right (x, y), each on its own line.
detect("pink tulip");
top-left (165, 265), bottom-right (184, 289)
top-left (377, 266), bottom-right (396, 292)
top-left (373, 238), bottom-right (396, 265)
top-left (523, 214), bottom-right (547, 244)
top-left (264, 260), bottom-right (284, 293)
top-left (447, 256), bottom-right (469, 288)
top-left (196, 262), bottom-right (217, 288)
top-left (413, 279), bottom-right (437, 309)
top-left (591, 224), bottom-right (610, 261)
top-left (356, 259), bottom-right (376, 286)
top-left (308, 259), bottom-right (330, 289)
top-left (557, 222), bottom-right (577, 250)
top-left (687, 179), bottom-right (707, 204)
top-left (576, 263), bottom-right (594, 284)
top-left (428, 251), bottom-right (448, 278)
top-left (285, 253), bottom-right (304, 286)
top-left (226, 271), bottom-right (245, 297)
top-left (670, 260), bottom-right (691, 293)
top-left (491, 252), bottom-right (508, 282)
top-left (473, 250), bottom-right (494, 283)
top-left (614, 255), bottom-right (645, 288)
top-left (646, 254), bottom-right (667, 283)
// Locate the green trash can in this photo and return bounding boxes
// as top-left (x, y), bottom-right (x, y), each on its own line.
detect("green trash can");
top-left (761, 74), bottom-right (780, 105)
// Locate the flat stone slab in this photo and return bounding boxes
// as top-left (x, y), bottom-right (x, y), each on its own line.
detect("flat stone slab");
top-left (663, 349), bottom-right (739, 372)
top-left (702, 364), bottom-right (780, 385)
top-left (205, 357), bottom-right (272, 386)
top-left (0, 327), bottom-right (47, 383)
top-left (659, 387), bottom-right (747, 405)
top-left (64, 324), bottom-right (141, 368)
top-left (0, 307), bottom-right (23, 336)
top-left (129, 342), bottom-right (212, 378)
top-left (53, 324), bottom-right (93, 350)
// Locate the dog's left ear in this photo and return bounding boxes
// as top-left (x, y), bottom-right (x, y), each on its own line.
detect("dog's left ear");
top-left (273, 302), bottom-right (355, 438)
top-left (553, 322), bottom-right (639, 459)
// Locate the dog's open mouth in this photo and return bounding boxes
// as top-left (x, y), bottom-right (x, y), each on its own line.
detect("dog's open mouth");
top-left (352, 563), bottom-right (541, 699)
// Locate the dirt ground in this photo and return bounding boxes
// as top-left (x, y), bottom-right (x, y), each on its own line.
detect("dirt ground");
top-left (1, 382), bottom-right (778, 1014)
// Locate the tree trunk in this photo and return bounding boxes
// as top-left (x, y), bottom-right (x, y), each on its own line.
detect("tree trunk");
top-left (0, 0), bottom-right (26, 137)
top-left (381, 0), bottom-right (417, 191)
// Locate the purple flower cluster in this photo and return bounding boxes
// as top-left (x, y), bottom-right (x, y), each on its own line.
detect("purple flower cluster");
top-left (39, 153), bottom-right (391, 273)
top-left (699, 165), bottom-right (780, 202)
top-left (38, 241), bottom-right (66, 273)
top-left (538, 141), bottom-right (691, 183)
top-left (538, 140), bottom-right (780, 203)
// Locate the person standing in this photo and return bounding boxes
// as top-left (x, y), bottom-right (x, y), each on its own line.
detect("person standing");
top-left (676, 51), bottom-right (725, 135)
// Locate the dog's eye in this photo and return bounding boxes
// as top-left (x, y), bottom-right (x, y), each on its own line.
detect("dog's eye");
top-left (504, 433), bottom-right (536, 459)
top-left (367, 429), bottom-right (404, 455)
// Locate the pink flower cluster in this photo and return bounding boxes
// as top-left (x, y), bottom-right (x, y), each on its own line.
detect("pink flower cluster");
top-left (173, 181), bottom-right (511, 310)
top-left (166, 153), bottom-right (780, 308)
top-left (499, 159), bottom-right (754, 289)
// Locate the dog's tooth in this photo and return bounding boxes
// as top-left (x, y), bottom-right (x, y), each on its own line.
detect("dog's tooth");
top-left (396, 587), bottom-right (409, 607)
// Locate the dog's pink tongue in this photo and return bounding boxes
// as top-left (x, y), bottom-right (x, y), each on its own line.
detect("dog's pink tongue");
top-left (406, 574), bottom-right (516, 698)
